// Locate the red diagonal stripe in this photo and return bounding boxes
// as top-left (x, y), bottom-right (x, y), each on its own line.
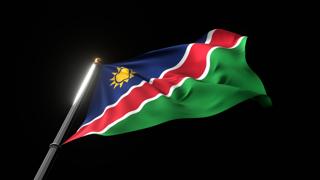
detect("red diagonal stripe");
top-left (64, 29), bottom-right (241, 144)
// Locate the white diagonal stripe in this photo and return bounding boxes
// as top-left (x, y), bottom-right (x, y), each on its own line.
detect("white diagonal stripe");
top-left (89, 37), bottom-right (245, 136)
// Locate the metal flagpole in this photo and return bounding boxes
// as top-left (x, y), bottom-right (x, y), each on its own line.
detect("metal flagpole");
top-left (34, 58), bottom-right (102, 180)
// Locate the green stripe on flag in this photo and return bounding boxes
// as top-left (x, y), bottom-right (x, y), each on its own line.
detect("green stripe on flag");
top-left (103, 37), bottom-right (271, 136)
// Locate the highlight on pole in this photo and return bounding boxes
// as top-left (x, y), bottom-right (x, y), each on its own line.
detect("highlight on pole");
top-left (73, 58), bottom-right (100, 105)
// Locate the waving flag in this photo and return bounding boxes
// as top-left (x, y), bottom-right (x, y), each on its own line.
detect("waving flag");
top-left (65, 29), bottom-right (271, 143)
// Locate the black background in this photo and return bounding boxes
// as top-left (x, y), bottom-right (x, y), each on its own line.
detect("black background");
top-left (12, 1), bottom-right (307, 179)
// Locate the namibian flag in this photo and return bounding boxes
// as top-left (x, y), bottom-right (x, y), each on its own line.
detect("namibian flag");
top-left (65, 29), bottom-right (271, 143)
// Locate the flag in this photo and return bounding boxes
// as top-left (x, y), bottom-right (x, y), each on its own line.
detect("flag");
top-left (65, 29), bottom-right (271, 143)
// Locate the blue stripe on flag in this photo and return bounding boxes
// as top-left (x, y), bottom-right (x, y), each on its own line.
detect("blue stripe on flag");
top-left (81, 44), bottom-right (188, 125)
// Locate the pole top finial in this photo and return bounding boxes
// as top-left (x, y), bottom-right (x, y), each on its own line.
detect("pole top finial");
top-left (94, 57), bottom-right (102, 64)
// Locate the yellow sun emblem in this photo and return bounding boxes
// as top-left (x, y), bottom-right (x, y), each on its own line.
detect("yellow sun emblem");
top-left (110, 67), bottom-right (136, 88)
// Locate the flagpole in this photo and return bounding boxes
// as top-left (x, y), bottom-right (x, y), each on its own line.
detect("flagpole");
top-left (34, 58), bottom-right (102, 180)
